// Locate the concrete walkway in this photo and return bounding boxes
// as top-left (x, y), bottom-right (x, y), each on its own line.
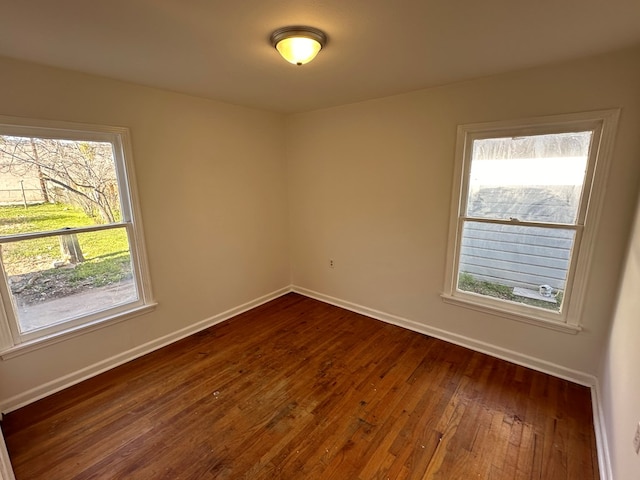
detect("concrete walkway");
top-left (17, 281), bottom-right (137, 332)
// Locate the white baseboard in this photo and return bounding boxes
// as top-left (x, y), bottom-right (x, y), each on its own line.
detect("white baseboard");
top-left (0, 286), bottom-right (291, 414)
top-left (591, 379), bottom-right (613, 480)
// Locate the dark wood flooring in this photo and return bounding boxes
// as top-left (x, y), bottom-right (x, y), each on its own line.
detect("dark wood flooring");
top-left (2, 293), bottom-right (599, 479)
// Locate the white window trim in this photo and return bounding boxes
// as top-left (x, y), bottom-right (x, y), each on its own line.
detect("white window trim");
top-left (441, 109), bottom-right (620, 332)
top-left (0, 116), bottom-right (155, 357)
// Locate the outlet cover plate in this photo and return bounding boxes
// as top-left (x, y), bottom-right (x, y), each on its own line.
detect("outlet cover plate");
top-left (633, 422), bottom-right (640, 455)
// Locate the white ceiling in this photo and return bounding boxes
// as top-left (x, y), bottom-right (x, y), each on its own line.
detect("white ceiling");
top-left (0, 0), bottom-right (639, 113)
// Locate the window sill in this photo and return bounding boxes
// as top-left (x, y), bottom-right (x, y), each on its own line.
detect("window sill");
top-left (0, 302), bottom-right (157, 360)
top-left (440, 294), bottom-right (581, 334)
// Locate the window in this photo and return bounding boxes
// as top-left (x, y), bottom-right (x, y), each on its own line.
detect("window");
top-left (0, 117), bottom-right (154, 355)
top-left (442, 110), bottom-right (619, 331)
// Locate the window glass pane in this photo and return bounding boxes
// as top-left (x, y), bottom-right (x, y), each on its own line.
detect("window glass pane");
top-left (466, 132), bottom-right (592, 224)
top-left (457, 221), bottom-right (575, 313)
top-left (0, 202), bottom-right (99, 236)
top-left (0, 136), bottom-right (121, 224)
top-left (1, 227), bottom-right (137, 333)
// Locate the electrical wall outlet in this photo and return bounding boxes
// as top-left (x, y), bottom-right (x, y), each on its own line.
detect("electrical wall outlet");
top-left (329, 259), bottom-right (335, 269)
top-left (633, 422), bottom-right (640, 455)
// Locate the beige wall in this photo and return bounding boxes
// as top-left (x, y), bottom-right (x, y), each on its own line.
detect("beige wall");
top-left (0, 57), bottom-right (290, 405)
top-left (287, 46), bottom-right (640, 377)
top-left (601, 187), bottom-right (640, 478)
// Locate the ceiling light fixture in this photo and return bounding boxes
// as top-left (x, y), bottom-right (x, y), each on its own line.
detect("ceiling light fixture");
top-left (270, 26), bottom-right (327, 66)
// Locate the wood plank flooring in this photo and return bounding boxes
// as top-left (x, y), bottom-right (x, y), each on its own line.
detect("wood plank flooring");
top-left (2, 293), bottom-right (599, 479)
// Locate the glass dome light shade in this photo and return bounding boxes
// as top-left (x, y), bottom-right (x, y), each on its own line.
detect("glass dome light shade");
top-left (270, 26), bottom-right (327, 66)
top-left (275, 36), bottom-right (322, 65)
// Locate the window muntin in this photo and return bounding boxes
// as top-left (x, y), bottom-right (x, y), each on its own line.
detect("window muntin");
top-left (0, 119), bottom-right (153, 350)
top-left (444, 111), bottom-right (619, 328)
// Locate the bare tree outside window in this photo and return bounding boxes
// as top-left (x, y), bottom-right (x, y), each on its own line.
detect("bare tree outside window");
top-left (0, 136), bottom-right (120, 223)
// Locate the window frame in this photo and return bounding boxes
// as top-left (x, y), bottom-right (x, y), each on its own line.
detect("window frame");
top-left (441, 110), bottom-right (619, 332)
top-left (0, 116), bottom-right (155, 357)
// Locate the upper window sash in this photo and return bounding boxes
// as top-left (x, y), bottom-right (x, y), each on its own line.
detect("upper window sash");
top-left (455, 114), bottom-right (612, 229)
top-left (0, 119), bottom-right (138, 225)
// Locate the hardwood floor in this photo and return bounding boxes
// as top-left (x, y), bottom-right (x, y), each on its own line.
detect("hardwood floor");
top-left (2, 293), bottom-right (599, 479)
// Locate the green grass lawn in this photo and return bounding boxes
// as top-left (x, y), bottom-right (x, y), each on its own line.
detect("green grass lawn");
top-left (0, 203), bottom-right (132, 297)
top-left (458, 271), bottom-right (563, 312)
